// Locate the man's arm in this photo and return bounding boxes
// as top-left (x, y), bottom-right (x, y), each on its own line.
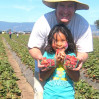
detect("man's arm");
top-left (29, 47), bottom-right (48, 70)
top-left (77, 52), bottom-right (88, 62)
top-left (29, 47), bottom-right (43, 60)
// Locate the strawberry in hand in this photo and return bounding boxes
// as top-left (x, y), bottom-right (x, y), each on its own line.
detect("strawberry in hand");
top-left (55, 49), bottom-right (66, 64)
top-left (40, 57), bottom-right (56, 67)
top-left (64, 55), bottom-right (79, 69)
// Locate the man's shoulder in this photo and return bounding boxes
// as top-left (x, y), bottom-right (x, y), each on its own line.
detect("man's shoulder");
top-left (74, 13), bottom-right (89, 25)
top-left (44, 10), bottom-right (55, 17)
top-left (68, 13), bottom-right (89, 30)
top-left (35, 10), bottom-right (56, 27)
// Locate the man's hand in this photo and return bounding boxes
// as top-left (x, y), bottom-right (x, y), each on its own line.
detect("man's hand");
top-left (38, 60), bottom-right (52, 71)
top-left (29, 47), bottom-right (43, 60)
top-left (72, 52), bottom-right (88, 71)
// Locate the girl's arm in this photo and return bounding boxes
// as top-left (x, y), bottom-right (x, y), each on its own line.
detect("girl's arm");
top-left (39, 67), bottom-right (56, 81)
top-left (64, 66), bottom-right (80, 82)
top-left (56, 51), bottom-right (80, 82)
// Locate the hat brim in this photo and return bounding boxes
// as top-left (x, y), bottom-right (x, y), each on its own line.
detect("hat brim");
top-left (43, 0), bottom-right (89, 10)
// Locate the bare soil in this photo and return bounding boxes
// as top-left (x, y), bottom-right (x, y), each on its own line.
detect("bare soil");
top-left (2, 38), bottom-right (34, 99)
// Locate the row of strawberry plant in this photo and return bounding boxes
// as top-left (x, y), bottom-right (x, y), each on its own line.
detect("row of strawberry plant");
top-left (83, 37), bottom-right (99, 81)
top-left (10, 34), bottom-right (29, 47)
top-left (75, 80), bottom-right (99, 99)
top-left (0, 35), bottom-right (21, 99)
top-left (2, 34), bottom-right (35, 73)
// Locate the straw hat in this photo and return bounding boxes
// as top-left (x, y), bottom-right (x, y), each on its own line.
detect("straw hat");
top-left (42, 0), bottom-right (89, 10)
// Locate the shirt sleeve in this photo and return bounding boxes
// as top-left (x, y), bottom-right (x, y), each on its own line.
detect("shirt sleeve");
top-left (69, 13), bottom-right (93, 53)
top-left (76, 25), bottom-right (93, 52)
top-left (28, 15), bottom-right (49, 49)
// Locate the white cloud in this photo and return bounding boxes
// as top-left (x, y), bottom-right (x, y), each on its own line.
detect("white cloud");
top-left (13, 5), bottom-right (35, 11)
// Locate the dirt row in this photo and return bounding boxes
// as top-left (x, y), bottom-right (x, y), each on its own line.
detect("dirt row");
top-left (80, 69), bottom-right (99, 90)
top-left (2, 38), bottom-right (34, 99)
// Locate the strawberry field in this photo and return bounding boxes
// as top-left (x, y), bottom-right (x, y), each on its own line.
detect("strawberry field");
top-left (0, 34), bottom-right (99, 99)
top-left (0, 35), bottom-right (21, 99)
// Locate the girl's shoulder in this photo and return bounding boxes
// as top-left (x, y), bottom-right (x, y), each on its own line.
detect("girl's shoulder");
top-left (66, 52), bottom-right (76, 57)
top-left (43, 51), bottom-right (55, 59)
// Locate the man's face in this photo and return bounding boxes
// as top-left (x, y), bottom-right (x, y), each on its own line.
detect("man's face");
top-left (56, 1), bottom-right (76, 24)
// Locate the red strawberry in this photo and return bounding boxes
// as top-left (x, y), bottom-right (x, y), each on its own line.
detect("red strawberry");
top-left (47, 59), bottom-right (52, 63)
top-left (41, 57), bottom-right (56, 67)
top-left (51, 59), bottom-right (55, 66)
top-left (41, 57), bottom-right (48, 66)
top-left (64, 55), bottom-right (78, 69)
top-left (56, 49), bottom-right (60, 55)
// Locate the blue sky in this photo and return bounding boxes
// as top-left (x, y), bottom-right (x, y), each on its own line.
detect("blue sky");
top-left (0, 0), bottom-right (99, 25)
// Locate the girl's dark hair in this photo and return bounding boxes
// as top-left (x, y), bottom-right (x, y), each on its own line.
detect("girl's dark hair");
top-left (45, 24), bottom-right (76, 54)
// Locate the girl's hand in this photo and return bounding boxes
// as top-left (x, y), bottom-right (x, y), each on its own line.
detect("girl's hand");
top-left (55, 50), bottom-right (66, 63)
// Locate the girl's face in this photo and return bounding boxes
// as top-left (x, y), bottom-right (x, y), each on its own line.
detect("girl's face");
top-left (52, 31), bottom-right (68, 52)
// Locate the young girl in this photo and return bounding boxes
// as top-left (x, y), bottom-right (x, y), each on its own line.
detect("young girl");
top-left (39, 24), bottom-right (80, 99)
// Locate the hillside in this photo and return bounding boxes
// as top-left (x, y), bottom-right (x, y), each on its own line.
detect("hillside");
top-left (0, 21), bottom-right (34, 32)
top-left (0, 21), bottom-right (98, 32)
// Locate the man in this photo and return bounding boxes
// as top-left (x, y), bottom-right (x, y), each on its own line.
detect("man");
top-left (28, 0), bottom-right (93, 99)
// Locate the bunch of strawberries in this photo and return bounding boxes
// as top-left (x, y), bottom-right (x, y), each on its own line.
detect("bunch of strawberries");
top-left (40, 49), bottom-right (78, 69)
top-left (40, 57), bottom-right (55, 67)
top-left (64, 55), bottom-right (78, 69)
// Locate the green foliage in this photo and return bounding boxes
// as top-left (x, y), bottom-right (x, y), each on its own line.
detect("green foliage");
top-left (83, 38), bottom-right (99, 80)
top-left (94, 20), bottom-right (99, 29)
top-left (0, 36), bottom-right (21, 99)
top-left (3, 34), bottom-right (35, 73)
top-left (75, 80), bottom-right (99, 99)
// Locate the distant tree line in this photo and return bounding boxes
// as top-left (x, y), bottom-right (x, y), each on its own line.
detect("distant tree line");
top-left (94, 20), bottom-right (99, 29)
